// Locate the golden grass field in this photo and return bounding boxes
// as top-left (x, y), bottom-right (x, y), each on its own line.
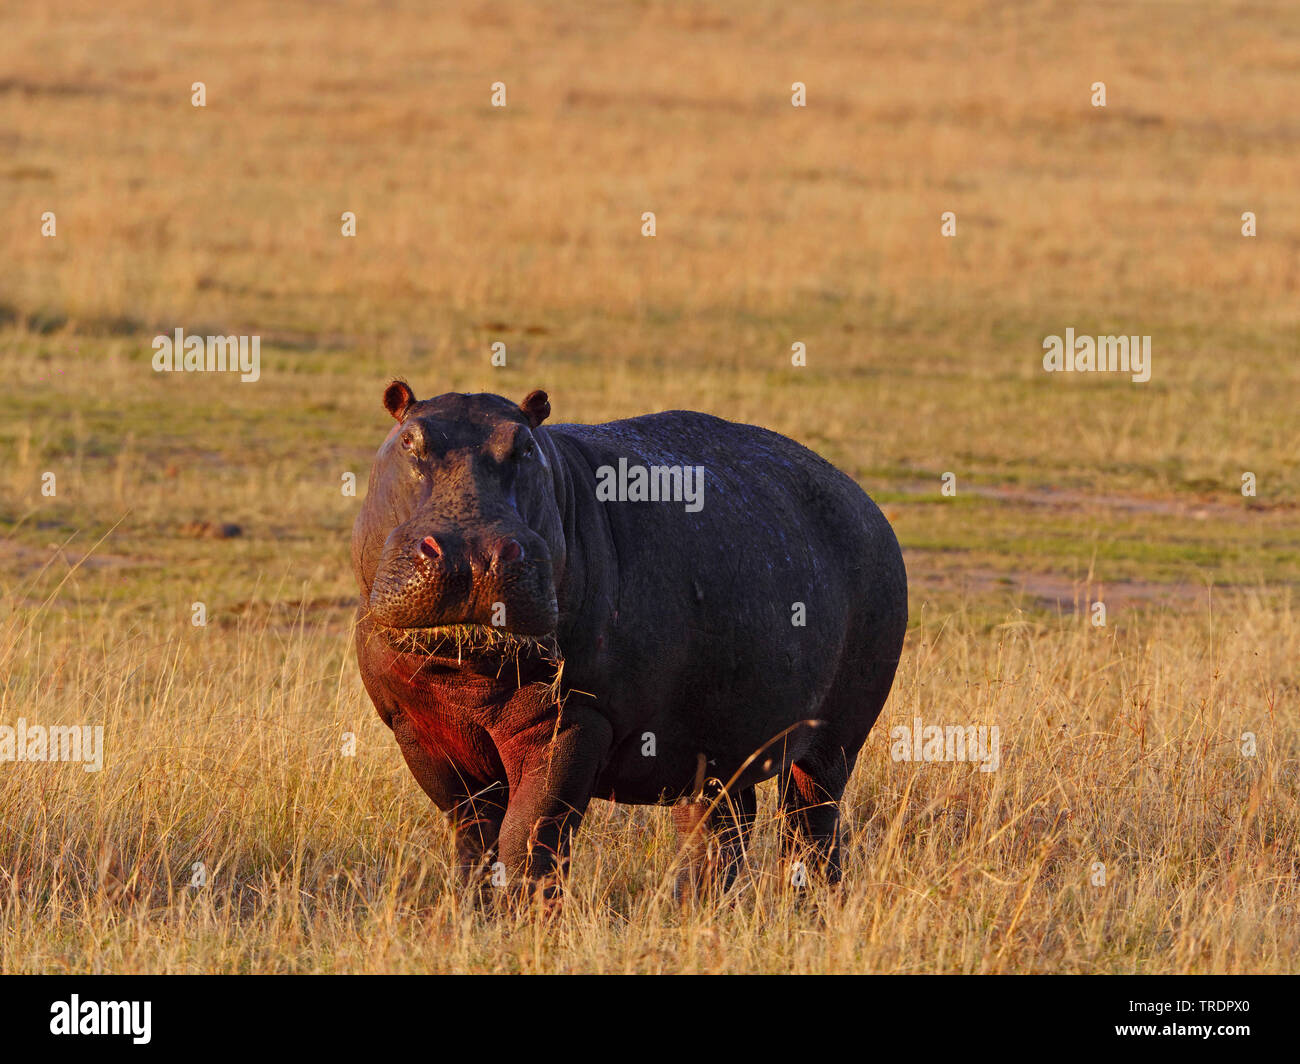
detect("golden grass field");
top-left (1, 0), bottom-right (1297, 972)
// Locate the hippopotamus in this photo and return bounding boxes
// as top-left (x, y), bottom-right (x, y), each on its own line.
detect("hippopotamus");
top-left (352, 381), bottom-right (907, 902)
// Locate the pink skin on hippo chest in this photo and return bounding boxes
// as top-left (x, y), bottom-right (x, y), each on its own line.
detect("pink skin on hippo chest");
top-left (371, 641), bottom-right (551, 782)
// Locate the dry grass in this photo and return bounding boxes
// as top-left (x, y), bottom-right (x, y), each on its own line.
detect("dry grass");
top-left (2, 564), bottom-right (1295, 973)
top-left (0, 0), bottom-right (1297, 972)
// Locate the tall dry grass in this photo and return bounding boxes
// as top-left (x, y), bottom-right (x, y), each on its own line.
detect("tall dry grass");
top-left (2, 553), bottom-right (1294, 972)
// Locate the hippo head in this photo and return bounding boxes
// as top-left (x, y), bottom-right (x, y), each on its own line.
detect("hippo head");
top-left (353, 381), bottom-right (564, 655)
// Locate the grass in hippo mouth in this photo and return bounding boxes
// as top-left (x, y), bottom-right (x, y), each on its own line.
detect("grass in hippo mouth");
top-left (384, 622), bottom-right (560, 663)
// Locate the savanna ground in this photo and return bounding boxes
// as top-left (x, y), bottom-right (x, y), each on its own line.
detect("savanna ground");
top-left (0, 0), bottom-right (1297, 973)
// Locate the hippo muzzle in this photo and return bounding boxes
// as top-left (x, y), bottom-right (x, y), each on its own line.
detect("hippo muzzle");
top-left (367, 516), bottom-right (559, 642)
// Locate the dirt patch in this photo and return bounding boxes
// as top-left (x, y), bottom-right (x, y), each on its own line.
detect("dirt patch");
top-left (0, 78), bottom-right (110, 98)
top-left (220, 597), bottom-right (356, 635)
top-left (894, 481), bottom-right (1288, 519)
top-left (177, 520), bottom-right (243, 540)
top-left (906, 549), bottom-right (1226, 613)
top-left (0, 538), bottom-right (145, 573)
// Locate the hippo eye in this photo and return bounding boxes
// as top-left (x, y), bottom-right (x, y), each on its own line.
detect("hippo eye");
top-left (518, 439), bottom-right (536, 461)
top-left (400, 432), bottom-right (415, 451)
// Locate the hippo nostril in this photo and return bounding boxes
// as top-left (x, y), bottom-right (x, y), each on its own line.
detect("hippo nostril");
top-left (493, 538), bottom-right (523, 567)
top-left (418, 535), bottom-right (442, 561)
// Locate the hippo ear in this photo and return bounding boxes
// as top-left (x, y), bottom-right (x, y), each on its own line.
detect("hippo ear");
top-left (520, 389), bottom-right (550, 428)
top-left (383, 380), bottom-right (416, 421)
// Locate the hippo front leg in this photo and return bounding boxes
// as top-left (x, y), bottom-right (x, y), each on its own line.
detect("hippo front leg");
top-left (493, 708), bottom-right (613, 908)
top-left (448, 784), bottom-right (508, 883)
top-left (391, 713), bottom-right (505, 886)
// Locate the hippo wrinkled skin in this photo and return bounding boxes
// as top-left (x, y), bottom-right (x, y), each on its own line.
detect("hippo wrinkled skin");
top-left (352, 381), bottom-right (907, 902)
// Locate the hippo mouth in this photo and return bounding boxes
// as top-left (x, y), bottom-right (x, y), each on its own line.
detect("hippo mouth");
top-left (380, 622), bottom-right (560, 664)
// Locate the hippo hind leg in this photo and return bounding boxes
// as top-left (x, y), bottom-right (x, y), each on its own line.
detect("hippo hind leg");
top-left (779, 640), bottom-right (903, 888)
top-left (672, 783), bottom-right (756, 905)
top-left (778, 758), bottom-right (849, 886)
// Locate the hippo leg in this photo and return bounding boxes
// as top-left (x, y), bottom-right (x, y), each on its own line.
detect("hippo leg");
top-left (779, 760), bottom-right (849, 886)
top-left (780, 615), bottom-right (906, 887)
top-left (493, 709), bottom-right (613, 908)
top-left (391, 713), bottom-right (506, 886)
top-left (450, 784), bottom-right (508, 881)
top-left (672, 784), bottom-right (757, 904)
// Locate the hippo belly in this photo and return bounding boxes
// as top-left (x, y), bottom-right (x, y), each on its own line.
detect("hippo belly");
top-left (555, 413), bottom-right (906, 809)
